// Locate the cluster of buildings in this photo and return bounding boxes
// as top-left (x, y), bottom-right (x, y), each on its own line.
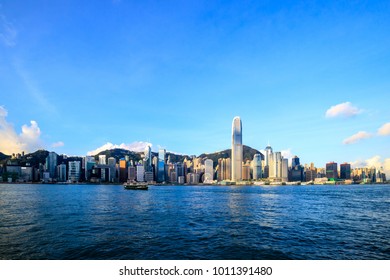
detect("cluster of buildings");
top-left (0, 116), bottom-right (387, 184)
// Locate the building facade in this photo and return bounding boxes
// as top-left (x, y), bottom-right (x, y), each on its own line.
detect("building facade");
top-left (231, 116), bottom-right (243, 181)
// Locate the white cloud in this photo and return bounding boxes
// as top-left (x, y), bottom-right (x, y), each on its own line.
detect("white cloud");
top-left (281, 148), bottom-right (293, 160)
top-left (51, 141), bottom-right (64, 148)
top-left (87, 141), bottom-right (153, 155)
top-left (378, 122), bottom-right (390, 136)
top-left (0, 14), bottom-right (17, 47)
top-left (0, 106), bottom-right (43, 154)
top-left (325, 102), bottom-right (361, 118)
top-left (342, 131), bottom-right (372, 145)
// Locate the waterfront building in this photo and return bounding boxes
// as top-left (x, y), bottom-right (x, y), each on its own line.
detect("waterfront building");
top-left (158, 149), bottom-right (166, 183)
top-left (178, 176), bottom-right (185, 184)
top-left (305, 164), bottom-right (317, 182)
top-left (98, 155), bottom-right (106, 165)
top-left (231, 116), bottom-right (243, 181)
top-left (57, 163), bottom-right (67, 182)
top-left (282, 158), bottom-right (288, 182)
top-left (144, 145), bottom-right (152, 172)
top-left (242, 161), bottom-right (251, 181)
top-left (136, 164), bottom-right (145, 182)
top-left (84, 156), bottom-right (96, 181)
top-left (187, 172), bottom-right (200, 184)
top-left (128, 166), bottom-right (136, 181)
top-left (68, 161), bottom-right (81, 182)
top-left (340, 163), bottom-right (351, 180)
top-left (269, 152), bottom-right (282, 179)
top-left (107, 157), bottom-right (116, 182)
top-left (145, 171), bottom-right (154, 183)
top-left (326, 162), bottom-right (338, 179)
top-left (252, 154), bottom-right (262, 180)
top-left (20, 166), bottom-right (33, 182)
top-left (264, 144), bottom-right (273, 178)
top-left (170, 171), bottom-right (177, 183)
top-left (45, 152), bottom-right (58, 179)
top-left (119, 159), bottom-right (127, 182)
top-left (263, 165), bottom-right (269, 178)
top-left (204, 159), bottom-right (214, 183)
top-left (152, 156), bottom-right (158, 181)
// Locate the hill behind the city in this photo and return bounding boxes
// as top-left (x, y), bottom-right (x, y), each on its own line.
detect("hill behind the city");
top-left (1, 145), bottom-right (263, 168)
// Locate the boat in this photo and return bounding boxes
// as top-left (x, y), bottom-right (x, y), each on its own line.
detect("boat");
top-left (123, 182), bottom-right (149, 190)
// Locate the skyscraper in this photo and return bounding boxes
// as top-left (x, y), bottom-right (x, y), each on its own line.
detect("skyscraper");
top-left (264, 144), bottom-right (273, 178)
top-left (252, 154), bottom-right (262, 180)
top-left (158, 149), bottom-right (166, 183)
top-left (340, 163), bottom-right (351, 180)
top-left (326, 162), bottom-right (338, 179)
top-left (231, 116), bottom-right (243, 182)
top-left (264, 145), bottom-right (273, 167)
top-left (204, 159), bottom-right (214, 183)
top-left (144, 145), bottom-right (152, 172)
top-left (45, 152), bottom-right (58, 179)
top-left (292, 156), bottom-right (300, 168)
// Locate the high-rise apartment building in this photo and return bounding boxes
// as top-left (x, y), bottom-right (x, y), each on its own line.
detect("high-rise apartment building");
top-left (231, 116), bottom-right (243, 181)
top-left (326, 162), bottom-right (338, 179)
top-left (340, 163), bottom-right (351, 180)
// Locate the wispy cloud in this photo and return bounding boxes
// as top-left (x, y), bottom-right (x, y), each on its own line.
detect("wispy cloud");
top-left (325, 102), bottom-right (362, 118)
top-left (51, 141), bottom-right (64, 148)
top-left (87, 141), bottom-right (153, 155)
top-left (0, 14), bottom-right (17, 47)
top-left (343, 131), bottom-right (372, 145)
top-left (0, 106), bottom-right (43, 154)
top-left (378, 122), bottom-right (390, 136)
top-left (12, 59), bottom-right (57, 114)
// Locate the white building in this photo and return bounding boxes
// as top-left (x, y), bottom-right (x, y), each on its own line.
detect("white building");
top-left (204, 159), bottom-right (214, 183)
top-left (68, 161), bottom-right (81, 182)
top-left (98, 155), bottom-right (106, 165)
top-left (136, 165), bottom-right (145, 182)
top-left (269, 152), bottom-right (282, 179)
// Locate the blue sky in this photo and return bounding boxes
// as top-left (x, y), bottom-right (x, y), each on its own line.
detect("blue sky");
top-left (0, 0), bottom-right (389, 172)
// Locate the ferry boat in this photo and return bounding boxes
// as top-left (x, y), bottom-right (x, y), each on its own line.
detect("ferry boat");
top-left (123, 182), bottom-right (149, 190)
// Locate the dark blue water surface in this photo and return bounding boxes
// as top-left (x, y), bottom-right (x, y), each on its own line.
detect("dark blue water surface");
top-left (0, 184), bottom-right (389, 260)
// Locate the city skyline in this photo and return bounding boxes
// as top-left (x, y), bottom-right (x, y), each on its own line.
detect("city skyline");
top-left (0, 1), bottom-right (389, 175)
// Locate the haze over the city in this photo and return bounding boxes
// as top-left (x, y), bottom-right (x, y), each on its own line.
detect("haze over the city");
top-left (0, 0), bottom-right (389, 174)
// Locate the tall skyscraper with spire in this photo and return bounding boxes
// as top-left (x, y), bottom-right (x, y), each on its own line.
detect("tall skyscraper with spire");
top-left (231, 116), bottom-right (243, 181)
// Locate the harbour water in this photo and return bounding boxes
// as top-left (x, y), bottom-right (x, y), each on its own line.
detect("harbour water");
top-left (0, 184), bottom-right (389, 260)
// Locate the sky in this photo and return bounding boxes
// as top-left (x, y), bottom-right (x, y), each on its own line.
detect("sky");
top-left (0, 0), bottom-right (389, 174)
